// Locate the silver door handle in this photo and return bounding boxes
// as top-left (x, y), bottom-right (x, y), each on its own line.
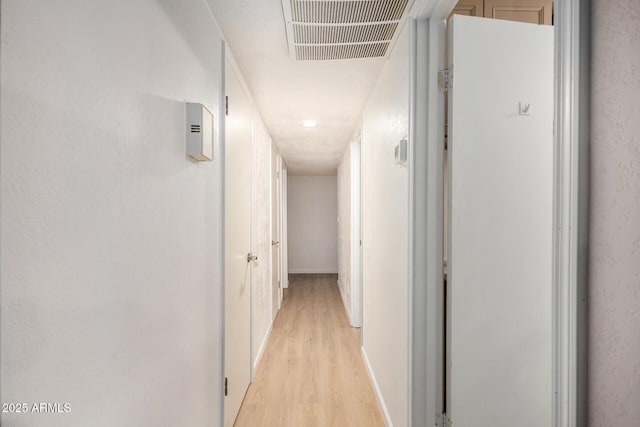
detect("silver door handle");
top-left (247, 253), bottom-right (258, 262)
top-left (271, 240), bottom-right (280, 247)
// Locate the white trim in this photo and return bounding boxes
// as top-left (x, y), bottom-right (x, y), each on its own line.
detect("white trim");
top-left (288, 268), bottom-right (338, 274)
top-left (217, 40), bottom-right (227, 427)
top-left (252, 322), bottom-right (273, 375)
top-left (277, 154), bottom-right (283, 310)
top-left (553, 0), bottom-right (589, 426)
top-left (281, 165), bottom-right (289, 289)
top-left (361, 346), bottom-right (394, 427)
top-left (407, 19), bottom-right (418, 426)
top-left (406, 2), bottom-right (456, 426)
top-left (408, 15), bottom-right (447, 427)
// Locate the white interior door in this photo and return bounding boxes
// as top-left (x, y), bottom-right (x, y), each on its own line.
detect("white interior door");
top-left (447, 15), bottom-right (554, 427)
top-left (224, 61), bottom-right (253, 427)
top-left (271, 149), bottom-right (280, 318)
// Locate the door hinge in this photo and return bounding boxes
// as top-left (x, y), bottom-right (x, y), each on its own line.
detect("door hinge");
top-left (436, 412), bottom-right (452, 427)
top-left (225, 96), bottom-right (229, 116)
top-left (438, 68), bottom-right (452, 92)
top-left (224, 377), bottom-right (228, 396)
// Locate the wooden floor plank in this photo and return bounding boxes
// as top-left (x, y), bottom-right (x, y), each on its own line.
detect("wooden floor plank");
top-left (233, 274), bottom-right (384, 427)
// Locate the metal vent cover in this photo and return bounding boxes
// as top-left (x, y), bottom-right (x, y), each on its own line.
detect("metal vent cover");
top-left (282, 0), bottom-right (412, 61)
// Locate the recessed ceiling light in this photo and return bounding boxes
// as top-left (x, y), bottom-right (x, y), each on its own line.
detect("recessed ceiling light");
top-left (301, 120), bottom-right (318, 128)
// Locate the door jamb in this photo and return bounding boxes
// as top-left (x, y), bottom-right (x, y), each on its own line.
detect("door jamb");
top-left (217, 40), bottom-right (227, 427)
top-left (277, 155), bottom-right (284, 310)
top-left (408, 15), bottom-right (446, 427)
top-left (552, 1), bottom-right (590, 425)
top-left (281, 164), bottom-right (288, 292)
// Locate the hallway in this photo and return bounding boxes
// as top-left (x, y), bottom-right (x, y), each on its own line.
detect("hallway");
top-left (234, 274), bottom-right (383, 427)
top-left (3, 1), bottom-right (638, 426)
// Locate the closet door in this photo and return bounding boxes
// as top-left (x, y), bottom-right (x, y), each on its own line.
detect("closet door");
top-left (484, 0), bottom-right (553, 25)
top-left (447, 15), bottom-right (554, 427)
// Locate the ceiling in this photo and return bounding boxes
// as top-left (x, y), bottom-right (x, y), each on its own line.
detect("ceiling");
top-left (206, 0), bottom-right (389, 175)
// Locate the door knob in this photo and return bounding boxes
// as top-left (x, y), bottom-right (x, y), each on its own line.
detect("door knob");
top-left (247, 253), bottom-right (258, 262)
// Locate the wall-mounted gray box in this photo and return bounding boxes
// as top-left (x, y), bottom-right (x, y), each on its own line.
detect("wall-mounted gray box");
top-left (186, 103), bottom-right (213, 161)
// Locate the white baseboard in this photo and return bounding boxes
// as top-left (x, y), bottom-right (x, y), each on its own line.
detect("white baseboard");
top-left (361, 346), bottom-right (393, 427)
top-left (252, 322), bottom-right (273, 379)
top-left (288, 268), bottom-right (338, 274)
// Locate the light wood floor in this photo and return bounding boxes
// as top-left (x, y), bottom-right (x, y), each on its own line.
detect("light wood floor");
top-left (233, 274), bottom-right (384, 427)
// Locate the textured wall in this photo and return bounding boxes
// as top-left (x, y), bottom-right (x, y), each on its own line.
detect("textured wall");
top-left (337, 145), bottom-right (352, 317)
top-left (251, 116), bottom-right (273, 371)
top-left (287, 176), bottom-right (338, 273)
top-left (0, 1), bottom-right (224, 425)
top-left (361, 22), bottom-right (410, 427)
top-left (590, 0), bottom-right (640, 426)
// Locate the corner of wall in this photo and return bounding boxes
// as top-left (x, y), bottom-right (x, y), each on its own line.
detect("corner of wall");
top-left (252, 322), bottom-right (273, 375)
top-left (361, 346), bottom-right (394, 427)
top-left (338, 278), bottom-right (351, 320)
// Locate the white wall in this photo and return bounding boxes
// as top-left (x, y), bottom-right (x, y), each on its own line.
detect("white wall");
top-left (337, 142), bottom-right (362, 326)
top-left (337, 145), bottom-right (352, 317)
top-left (590, 1), bottom-right (640, 425)
top-left (1, 1), bottom-right (224, 425)
top-left (361, 22), bottom-right (410, 427)
top-left (287, 175), bottom-right (338, 274)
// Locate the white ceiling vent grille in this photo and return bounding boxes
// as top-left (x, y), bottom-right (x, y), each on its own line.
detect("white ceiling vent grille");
top-left (282, 0), bottom-right (412, 61)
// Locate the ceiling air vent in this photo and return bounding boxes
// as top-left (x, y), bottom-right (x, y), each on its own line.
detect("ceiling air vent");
top-left (281, 0), bottom-right (412, 61)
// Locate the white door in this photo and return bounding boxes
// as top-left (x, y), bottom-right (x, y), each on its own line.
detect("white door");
top-left (271, 150), bottom-right (280, 317)
top-left (447, 15), bottom-right (554, 427)
top-left (224, 61), bottom-right (253, 427)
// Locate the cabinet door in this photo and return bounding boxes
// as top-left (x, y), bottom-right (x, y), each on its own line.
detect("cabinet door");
top-left (484, 0), bottom-right (553, 25)
top-left (450, 0), bottom-right (484, 18)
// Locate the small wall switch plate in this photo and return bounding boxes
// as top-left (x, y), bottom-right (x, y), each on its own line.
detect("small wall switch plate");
top-left (395, 139), bottom-right (408, 165)
top-left (519, 102), bottom-right (531, 116)
top-left (186, 103), bottom-right (214, 161)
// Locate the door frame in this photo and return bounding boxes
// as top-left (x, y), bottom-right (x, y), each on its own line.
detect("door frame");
top-left (275, 154), bottom-right (284, 310)
top-left (408, 0), bottom-right (589, 426)
top-left (217, 40), bottom-right (227, 427)
top-left (280, 163), bottom-right (288, 292)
